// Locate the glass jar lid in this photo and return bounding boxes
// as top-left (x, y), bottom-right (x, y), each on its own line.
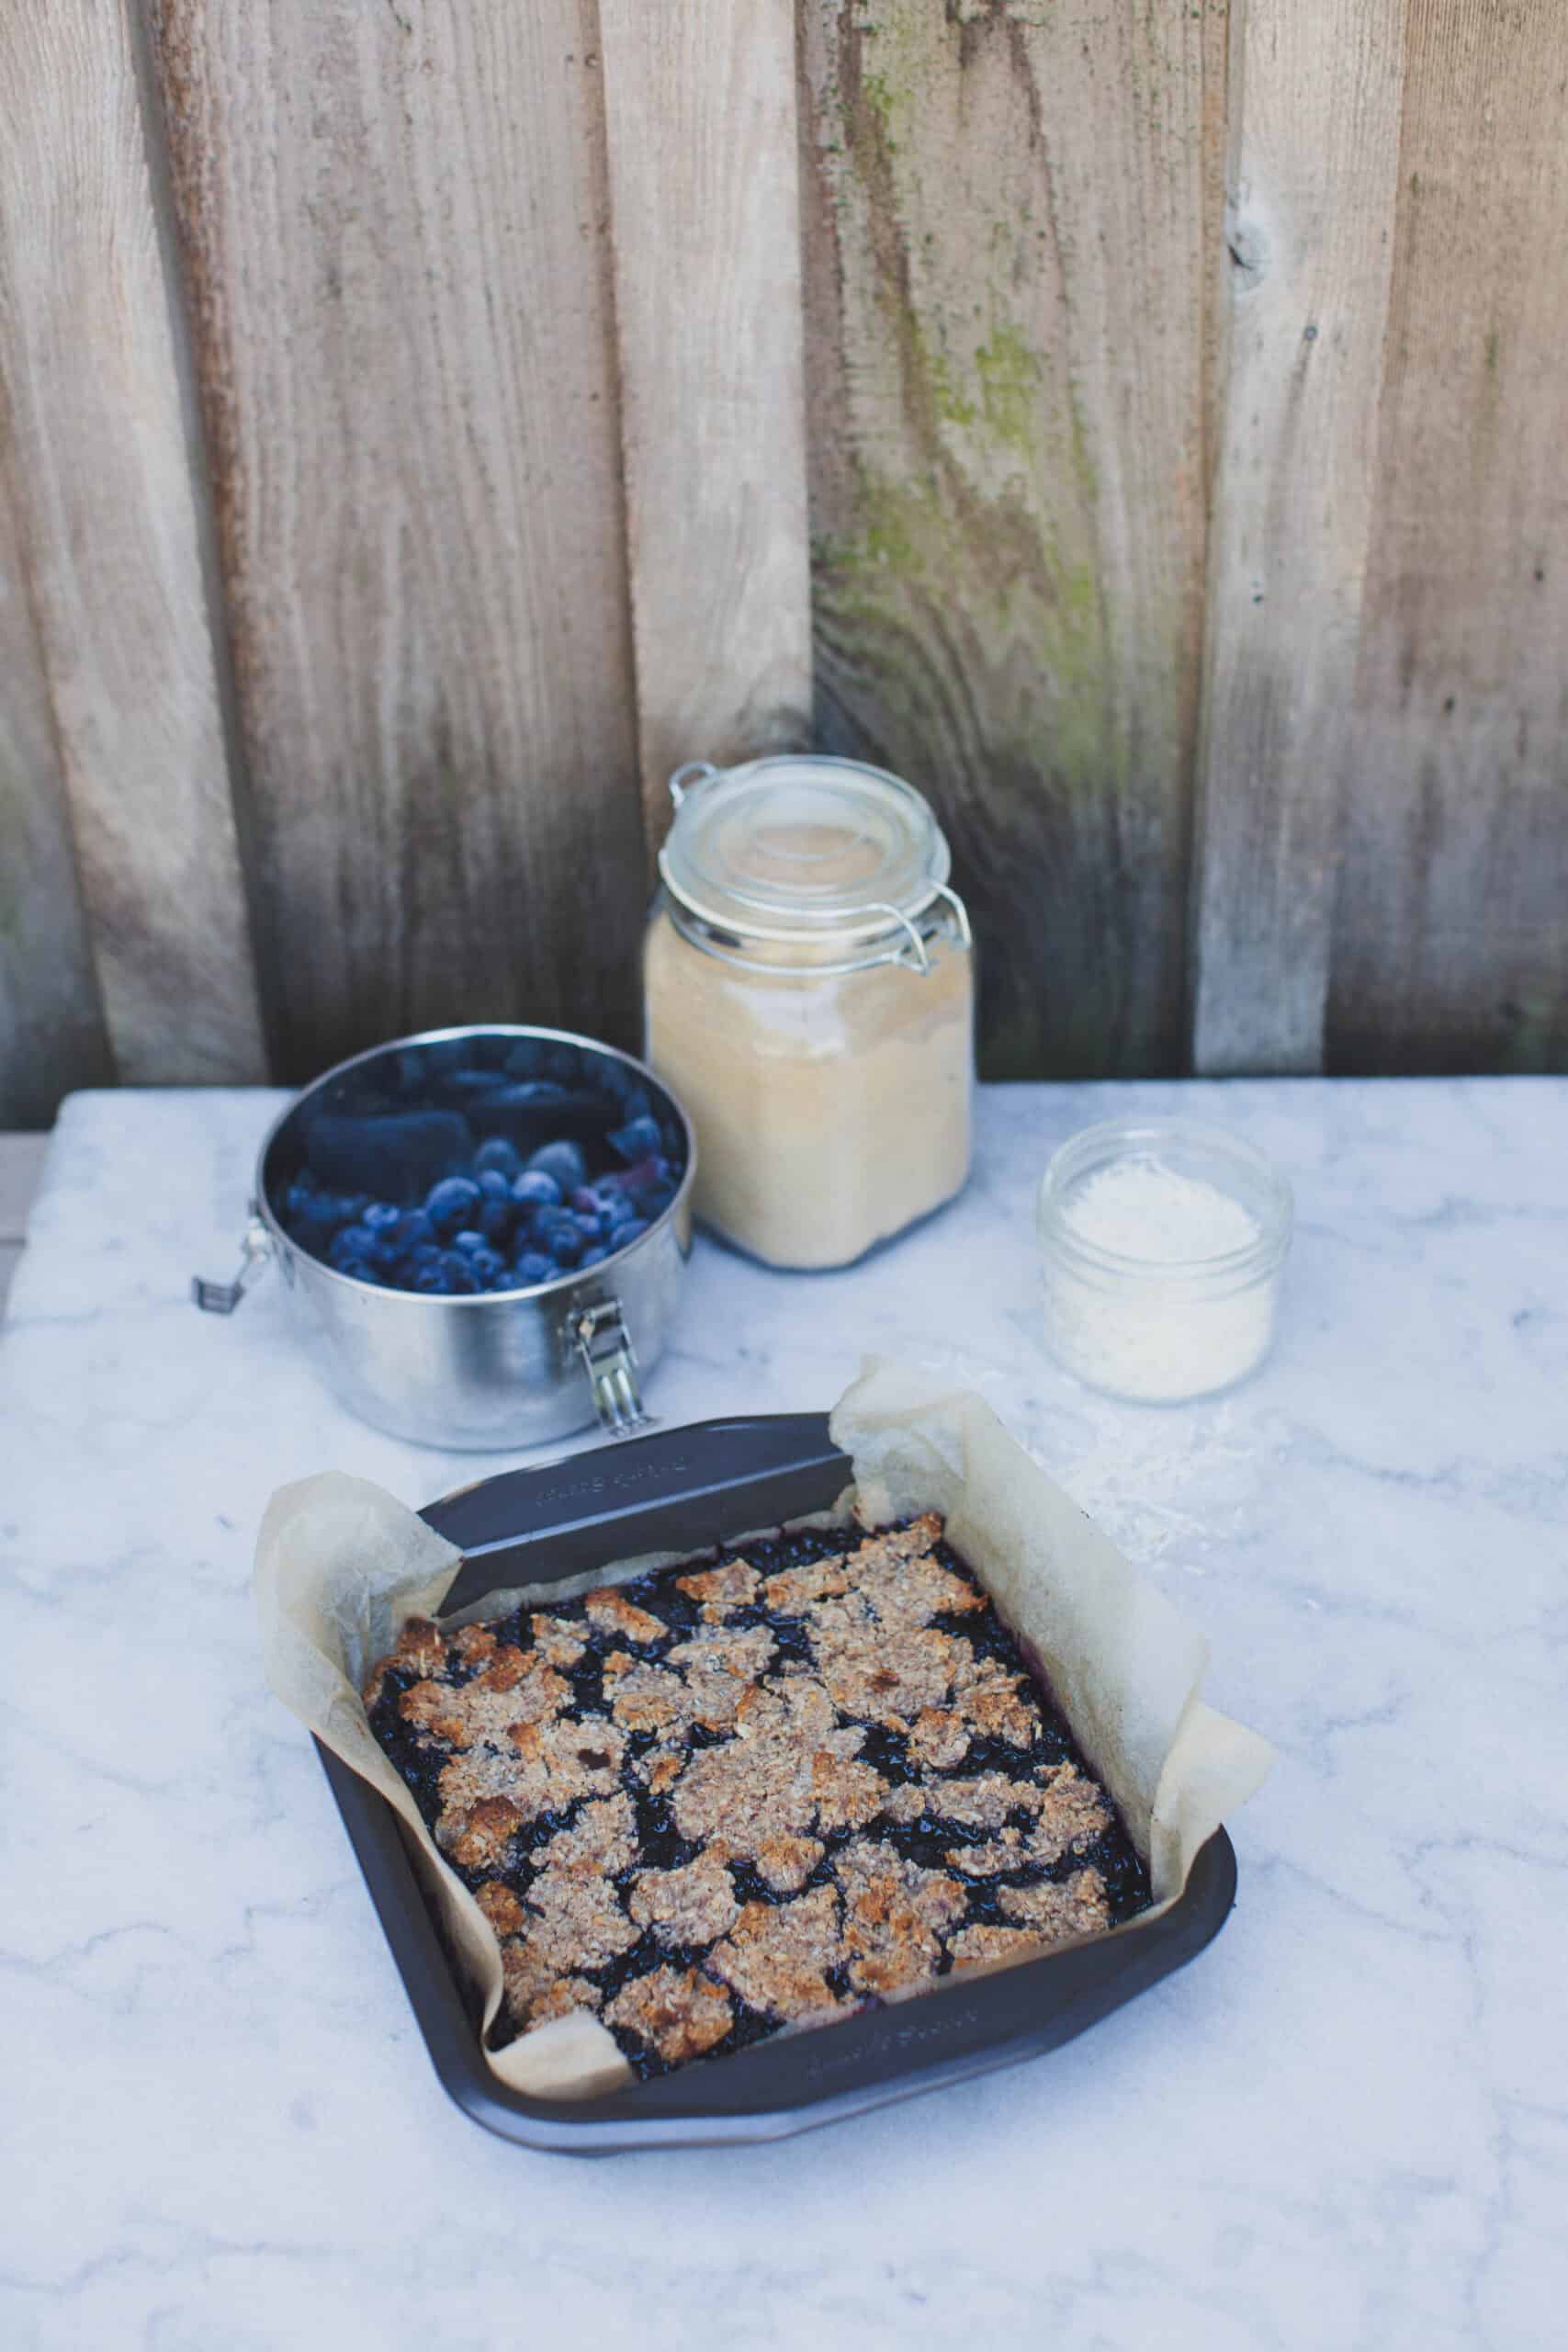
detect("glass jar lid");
top-left (659, 754), bottom-right (951, 944)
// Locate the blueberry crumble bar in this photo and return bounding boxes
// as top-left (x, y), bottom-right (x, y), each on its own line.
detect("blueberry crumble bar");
top-left (364, 1514), bottom-right (1151, 2080)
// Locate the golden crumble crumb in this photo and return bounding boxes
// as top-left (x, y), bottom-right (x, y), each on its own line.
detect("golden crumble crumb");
top-left (675, 1559), bottom-right (760, 1617)
top-left (760, 1555), bottom-right (851, 1613)
top-left (395, 1616), bottom-right (447, 1676)
top-left (998, 1868), bottom-right (1111, 1943)
top-left (947, 1923), bottom-right (1049, 1971)
top-left (501, 1935), bottom-right (603, 2029)
top-left (808, 1605), bottom-right (957, 1726)
top-left (585, 1588), bottom-right (667, 1645)
top-left (835, 1839), bottom-right (966, 1997)
top-left (908, 1707), bottom-right (970, 1770)
top-left (707, 1886), bottom-right (844, 2020)
top-left (808, 1747), bottom-right (888, 1833)
top-left (637, 1749), bottom-right (685, 1797)
top-left (628, 1854), bottom-right (739, 1948)
top-left (475, 1880), bottom-right (525, 1936)
top-left (606, 1967), bottom-right (733, 2066)
top-left (448, 1795), bottom-right (523, 1870)
top-left (752, 1834), bottom-right (824, 1894)
top-left (529, 1613), bottom-right (587, 1668)
top-left (1028, 1763), bottom-right (1112, 1863)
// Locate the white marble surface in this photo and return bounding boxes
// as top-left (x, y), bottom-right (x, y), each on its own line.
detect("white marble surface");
top-left (3, 1080), bottom-right (1565, 2352)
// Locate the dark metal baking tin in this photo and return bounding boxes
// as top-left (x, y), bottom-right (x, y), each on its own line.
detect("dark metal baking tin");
top-left (317, 1411), bottom-right (1238, 2154)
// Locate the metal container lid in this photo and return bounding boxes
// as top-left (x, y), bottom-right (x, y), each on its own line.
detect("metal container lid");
top-left (659, 754), bottom-right (951, 945)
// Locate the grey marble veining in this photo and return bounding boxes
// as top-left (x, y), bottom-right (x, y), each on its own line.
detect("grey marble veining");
top-left (2, 1079), bottom-right (1564, 2352)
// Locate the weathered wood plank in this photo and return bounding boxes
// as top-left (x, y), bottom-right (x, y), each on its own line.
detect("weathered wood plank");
top-left (599, 0), bottom-right (812, 839)
top-left (799, 0), bottom-right (1219, 1079)
top-left (0, 0), bottom-right (267, 1088)
top-left (0, 445), bottom-right (114, 1126)
top-left (0, 1130), bottom-right (50, 1317)
top-left (150, 1), bottom-right (648, 1079)
top-left (0, 1132), bottom-right (51, 1240)
top-left (1328, 0), bottom-right (1568, 1074)
top-left (1190, 0), bottom-right (1408, 1076)
top-left (0, 1242), bottom-right (21, 1321)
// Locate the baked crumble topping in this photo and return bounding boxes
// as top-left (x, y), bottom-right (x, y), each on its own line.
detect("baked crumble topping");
top-left (365, 1514), bottom-right (1150, 2080)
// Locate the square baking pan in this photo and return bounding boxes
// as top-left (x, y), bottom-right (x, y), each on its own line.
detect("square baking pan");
top-left (317, 1410), bottom-right (1238, 2154)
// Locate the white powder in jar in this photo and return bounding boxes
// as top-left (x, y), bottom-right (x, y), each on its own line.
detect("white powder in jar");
top-left (1043, 1154), bottom-right (1279, 1402)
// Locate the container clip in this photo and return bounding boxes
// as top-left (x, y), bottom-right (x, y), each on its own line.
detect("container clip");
top-left (573, 1297), bottom-right (651, 1436)
top-left (192, 1209), bottom-right (273, 1314)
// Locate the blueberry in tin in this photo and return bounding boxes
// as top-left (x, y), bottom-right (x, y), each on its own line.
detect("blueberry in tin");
top-left (364, 1513), bottom-right (1150, 2082)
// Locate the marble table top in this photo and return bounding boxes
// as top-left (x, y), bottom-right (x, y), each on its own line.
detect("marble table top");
top-left (3, 1079), bottom-right (1563, 2352)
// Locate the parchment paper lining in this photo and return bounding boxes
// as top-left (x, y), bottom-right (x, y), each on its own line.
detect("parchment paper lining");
top-left (254, 1363), bottom-right (1272, 2101)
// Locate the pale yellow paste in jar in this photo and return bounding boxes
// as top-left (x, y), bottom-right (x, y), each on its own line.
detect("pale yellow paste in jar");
top-left (644, 917), bottom-right (973, 1271)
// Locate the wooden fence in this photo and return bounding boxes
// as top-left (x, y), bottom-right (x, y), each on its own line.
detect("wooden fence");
top-left (2, 1), bottom-right (1564, 1127)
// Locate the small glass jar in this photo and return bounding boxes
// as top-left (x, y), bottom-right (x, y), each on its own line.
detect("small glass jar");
top-left (643, 753), bottom-right (975, 1271)
top-left (1037, 1119), bottom-right (1292, 1402)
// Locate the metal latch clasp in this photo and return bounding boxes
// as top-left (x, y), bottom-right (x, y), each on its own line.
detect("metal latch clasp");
top-left (192, 1210), bottom-right (273, 1314)
top-left (572, 1297), bottom-right (651, 1437)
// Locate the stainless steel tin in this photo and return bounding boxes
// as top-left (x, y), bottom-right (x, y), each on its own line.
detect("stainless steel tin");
top-left (194, 1024), bottom-right (695, 1452)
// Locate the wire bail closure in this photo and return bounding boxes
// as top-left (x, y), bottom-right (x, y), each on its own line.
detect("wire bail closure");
top-left (668, 761), bottom-right (718, 809)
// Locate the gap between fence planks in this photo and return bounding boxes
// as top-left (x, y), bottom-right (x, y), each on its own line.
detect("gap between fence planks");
top-left (0, 0), bottom-right (267, 1095)
top-left (599, 0), bottom-right (813, 848)
top-left (150, 0), bottom-right (650, 1079)
top-left (1190, 0), bottom-right (1408, 1076)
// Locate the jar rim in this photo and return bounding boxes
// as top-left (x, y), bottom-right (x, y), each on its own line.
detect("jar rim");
top-left (1037, 1117), bottom-right (1293, 1283)
top-left (660, 752), bottom-right (951, 944)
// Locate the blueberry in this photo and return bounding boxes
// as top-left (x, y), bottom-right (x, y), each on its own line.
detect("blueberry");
top-left (609, 1217), bottom-right (649, 1250)
top-left (476, 1168), bottom-right (513, 1203)
top-left (572, 1210), bottom-right (604, 1243)
top-left (478, 1201), bottom-right (514, 1246)
top-left (443, 1067), bottom-right (507, 1100)
top-left (362, 1201), bottom-right (402, 1234)
top-left (474, 1137), bottom-right (524, 1182)
top-left (328, 1224), bottom-right (378, 1271)
top-left (451, 1228), bottom-right (491, 1258)
top-left (425, 1175), bottom-right (482, 1234)
top-left (525, 1139), bottom-right (587, 1193)
top-left (542, 1222), bottom-right (582, 1268)
top-left (412, 1263), bottom-right (453, 1294)
top-left (465, 1244), bottom-right (506, 1283)
top-left (393, 1209), bottom-right (435, 1253)
top-left (511, 1170), bottom-right (563, 1210)
top-left (512, 1249), bottom-right (556, 1286)
top-left (578, 1244), bottom-right (609, 1268)
top-left (284, 1177), bottom-right (318, 1220)
top-left (314, 1194), bottom-right (371, 1232)
top-left (569, 1185), bottom-right (600, 1216)
top-left (438, 1250), bottom-right (479, 1295)
top-left (608, 1114), bottom-right (662, 1163)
